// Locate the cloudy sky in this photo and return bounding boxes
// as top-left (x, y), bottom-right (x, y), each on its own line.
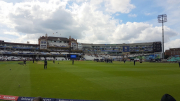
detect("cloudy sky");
top-left (0, 0), bottom-right (180, 50)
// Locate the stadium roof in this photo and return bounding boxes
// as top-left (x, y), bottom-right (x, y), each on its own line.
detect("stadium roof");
top-left (39, 36), bottom-right (69, 41)
top-left (47, 36), bottom-right (69, 41)
top-left (81, 41), bottom-right (161, 46)
top-left (0, 41), bottom-right (38, 46)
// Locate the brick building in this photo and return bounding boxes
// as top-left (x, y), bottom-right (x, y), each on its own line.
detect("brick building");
top-left (165, 48), bottom-right (180, 56)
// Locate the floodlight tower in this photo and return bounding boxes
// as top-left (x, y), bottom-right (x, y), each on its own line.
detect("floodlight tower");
top-left (158, 14), bottom-right (167, 59)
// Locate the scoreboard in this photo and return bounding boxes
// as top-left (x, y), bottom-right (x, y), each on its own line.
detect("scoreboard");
top-left (153, 42), bottom-right (162, 52)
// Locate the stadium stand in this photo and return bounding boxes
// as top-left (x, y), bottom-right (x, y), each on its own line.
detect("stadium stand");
top-left (0, 36), bottom-right (166, 61)
top-left (56, 57), bottom-right (66, 60)
top-left (83, 54), bottom-right (96, 60)
top-left (167, 56), bottom-right (180, 62)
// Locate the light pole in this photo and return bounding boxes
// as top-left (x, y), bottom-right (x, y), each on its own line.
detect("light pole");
top-left (158, 14), bottom-right (167, 59)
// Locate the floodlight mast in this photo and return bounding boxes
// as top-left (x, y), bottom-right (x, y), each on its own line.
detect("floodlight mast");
top-left (158, 14), bottom-right (167, 59)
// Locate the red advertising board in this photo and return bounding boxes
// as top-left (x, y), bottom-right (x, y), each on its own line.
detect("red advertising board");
top-left (0, 94), bottom-right (19, 101)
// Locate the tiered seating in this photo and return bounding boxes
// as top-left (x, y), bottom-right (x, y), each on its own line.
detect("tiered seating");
top-left (40, 52), bottom-right (50, 55)
top-left (50, 52), bottom-right (59, 55)
top-left (0, 50), bottom-right (4, 54)
top-left (56, 57), bottom-right (65, 60)
top-left (110, 56), bottom-right (120, 60)
top-left (23, 51), bottom-right (30, 54)
top-left (176, 57), bottom-right (180, 61)
top-left (167, 57), bottom-right (180, 62)
top-left (40, 57), bottom-right (45, 60)
top-left (61, 52), bottom-right (68, 54)
top-left (46, 57), bottom-right (54, 60)
top-left (84, 54), bottom-right (97, 60)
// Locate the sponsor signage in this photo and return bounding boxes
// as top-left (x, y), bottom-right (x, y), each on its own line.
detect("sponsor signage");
top-left (40, 39), bottom-right (47, 49)
top-left (67, 54), bottom-right (78, 59)
top-left (70, 55), bottom-right (77, 59)
top-left (17, 97), bottom-right (34, 101)
top-left (18, 97), bottom-right (56, 101)
top-left (102, 50), bottom-right (119, 52)
top-left (43, 98), bottom-right (56, 101)
top-left (0, 95), bottom-right (96, 101)
top-left (55, 99), bottom-right (92, 101)
top-left (123, 46), bottom-right (129, 52)
top-left (0, 94), bottom-right (19, 101)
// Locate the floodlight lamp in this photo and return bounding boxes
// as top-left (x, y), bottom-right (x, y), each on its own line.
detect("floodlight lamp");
top-left (163, 14), bottom-right (167, 17)
top-left (163, 17), bottom-right (167, 22)
top-left (158, 15), bottom-right (162, 23)
top-left (158, 14), bottom-right (167, 23)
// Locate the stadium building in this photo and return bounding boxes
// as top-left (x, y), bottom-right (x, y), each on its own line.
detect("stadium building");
top-left (165, 48), bottom-right (180, 62)
top-left (0, 35), bottom-right (162, 61)
top-left (82, 42), bottom-right (161, 55)
top-left (165, 48), bottom-right (180, 57)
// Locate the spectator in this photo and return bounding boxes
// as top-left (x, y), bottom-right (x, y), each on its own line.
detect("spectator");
top-left (33, 97), bottom-right (43, 101)
top-left (161, 94), bottom-right (176, 101)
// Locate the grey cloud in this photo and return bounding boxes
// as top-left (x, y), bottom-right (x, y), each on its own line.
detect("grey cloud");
top-left (107, 22), bottom-right (179, 45)
top-left (2, 0), bottom-right (23, 4)
top-left (40, 8), bottom-right (88, 39)
top-left (32, 5), bottom-right (40, 11)
top-left (41, 8), bottom-right (74, 30)
top-left (10, 12), bottom-right (44, 34)
top-left (114, 22), bottom-right (150, 40)
top-left (8, 6), bottom-right (88, 39)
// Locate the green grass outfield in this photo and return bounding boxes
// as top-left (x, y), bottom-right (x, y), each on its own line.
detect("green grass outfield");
top-left (0, 61), bottom-right (180, 101)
